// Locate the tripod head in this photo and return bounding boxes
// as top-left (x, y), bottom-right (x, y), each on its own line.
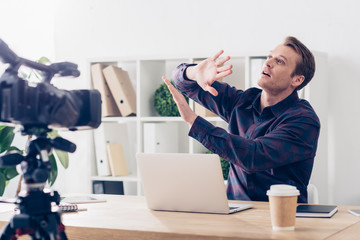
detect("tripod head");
top-left (0, 128), bottom-right (76, 240)
top-left (0, 128), bottom-right (76, 186)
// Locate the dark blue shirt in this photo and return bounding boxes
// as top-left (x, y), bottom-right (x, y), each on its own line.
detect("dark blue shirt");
top-left (172, 63), bottom-right (320, 203)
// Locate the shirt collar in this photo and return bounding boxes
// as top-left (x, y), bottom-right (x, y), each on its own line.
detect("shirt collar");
top-left (251, 92), bottom-right (262, 115)
top-left (271, 90), bottom-right (299, 117)
top-left (252, 90), bottom-right (299, 117)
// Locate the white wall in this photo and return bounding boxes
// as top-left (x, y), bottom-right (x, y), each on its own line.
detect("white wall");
top-left (0, 0), bottom-right (56, 196)
top-left (0, 0), bottom-right (55, 61)
top-left (2, 0), bottom-right (360, 205)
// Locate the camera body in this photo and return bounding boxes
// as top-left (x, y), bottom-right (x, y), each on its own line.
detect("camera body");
top-left (0, 39), bottom-right (101, 133)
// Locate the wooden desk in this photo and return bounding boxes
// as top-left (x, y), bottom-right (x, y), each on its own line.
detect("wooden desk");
top-left (0, 195), bottom-right (359, 239)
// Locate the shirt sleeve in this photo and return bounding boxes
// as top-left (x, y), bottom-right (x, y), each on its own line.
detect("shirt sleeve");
top-left (172, 63), bottom-right (244, 122)
top-left (189, 115), bottom-right (320, 173)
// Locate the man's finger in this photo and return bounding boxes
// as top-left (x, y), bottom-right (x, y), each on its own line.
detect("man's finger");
top-left (162, 76), bottom-right (177, 92)
top-left (217, 64), bottom-right (233, 72)
top-left (216, 70), bottom-right (233, 80)
top-left (216, 56), bottom-right (230, 66)
top-left (162, 76), bottom-right (181, 100)
top-left (162, 76), bottom-right (175, 94)
top-left (162, 76), bottom-right (171, 85)
top-left (212, 50), bottom-right (224, 61)
top-left (205, 85), bottom-right (218, 96)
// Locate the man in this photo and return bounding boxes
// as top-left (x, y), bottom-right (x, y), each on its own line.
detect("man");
top-left (162, 36), bottom-right (320, 203)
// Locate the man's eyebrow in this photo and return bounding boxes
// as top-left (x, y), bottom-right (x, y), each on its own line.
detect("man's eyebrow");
top-left (267, 52), bottom-right (288, 62)
top-left (279, 55), bottom-right (288, 62)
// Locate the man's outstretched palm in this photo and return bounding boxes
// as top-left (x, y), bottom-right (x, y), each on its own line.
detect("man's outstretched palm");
top-left (187, 50), bottom-right (233, 96)
top-left (163, 50), bottom-right (233, 126)
top-left (162, 76), bottom-right (197, 125)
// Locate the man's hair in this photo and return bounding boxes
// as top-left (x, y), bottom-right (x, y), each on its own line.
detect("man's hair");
top-left (283, 36), bottom-right (315, 91)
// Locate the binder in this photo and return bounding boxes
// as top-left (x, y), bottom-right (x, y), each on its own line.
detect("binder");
top-left (194, 102), bottom-right (217, 117)
top-left (94, 122), bottom-right (132, 177)
top-left (90, 64), bottom-right (121, 117)
top-left (93, 125), bottom-right (111, 176)
top-left (102, 65), bottom-right (136, 117)
top-left (143, 123), bottom-right (179, 153)
top-left (106, 143), bottom-right (128, 176)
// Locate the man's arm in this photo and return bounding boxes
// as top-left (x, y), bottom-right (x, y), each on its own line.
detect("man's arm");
top-left (190, 115), bottom-right (320, 172)
top-left (165, 74), bottom-right (320, 171)
top-left (164, 77), bottom-right (319, 170)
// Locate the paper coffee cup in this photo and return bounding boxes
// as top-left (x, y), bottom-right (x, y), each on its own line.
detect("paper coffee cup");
top-left (266, 184), bottom-right (300, 231)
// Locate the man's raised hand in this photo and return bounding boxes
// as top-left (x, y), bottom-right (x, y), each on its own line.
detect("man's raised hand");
top-left (162, 76), bottom-right (197, 126)
top-left (186, 50), bottom-right (233, 96)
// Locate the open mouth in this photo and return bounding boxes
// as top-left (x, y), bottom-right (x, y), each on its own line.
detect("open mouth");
top-left (262, 71), bottom-right (271, 77)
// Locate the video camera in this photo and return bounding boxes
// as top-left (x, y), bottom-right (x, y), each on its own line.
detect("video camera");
top-left (0, 39), bottom-right (101, 134)
top-left (0, 39), bottom-right (102, 239)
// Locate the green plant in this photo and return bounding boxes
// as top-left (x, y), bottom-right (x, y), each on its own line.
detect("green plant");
top-left (220, 157), bottom-right (230, 180)
top-left (0, 57), bottom-right (69, 196)
top-left (206, 150), bottom-right (230, 180)
top-left (153, 81), bottom-right (189, 116)
top-left (0, 126), bottom-right (21, 195)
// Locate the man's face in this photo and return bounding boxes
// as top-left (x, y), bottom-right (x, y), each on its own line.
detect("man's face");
top-left (258, 44), bottom-right (302, 95)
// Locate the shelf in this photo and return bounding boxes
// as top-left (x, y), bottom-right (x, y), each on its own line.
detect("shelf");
top-left (203, 117), bottom-right (226, 122)
top-left (102, 116), bottom-right (225, 123)
top-left (102, 116), bottom-right (137, 123)
top-left (140, 116), bottom-right (183, 122)
top-left (91, 175), bottom-right (139, 182)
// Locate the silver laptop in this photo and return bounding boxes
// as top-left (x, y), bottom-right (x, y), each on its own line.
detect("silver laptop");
top-left (137, 153), bottom-right (253, 214)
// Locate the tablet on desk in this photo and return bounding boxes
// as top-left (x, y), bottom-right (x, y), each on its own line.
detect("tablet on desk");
top-left (61, 196), bottom-right (106, 204)
top-left (348, 209), bottom-right (360, 216)
top-left (296, 204), bottom-right (338, 218)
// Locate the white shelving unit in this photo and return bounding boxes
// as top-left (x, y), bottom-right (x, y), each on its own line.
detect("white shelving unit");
top-left (88, 52), bottom-right (328, 200)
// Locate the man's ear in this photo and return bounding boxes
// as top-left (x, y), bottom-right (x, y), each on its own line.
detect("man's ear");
top-left (292, 75), bottom-right (305, 88)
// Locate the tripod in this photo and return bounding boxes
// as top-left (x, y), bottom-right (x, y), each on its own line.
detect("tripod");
top-left (0, 127), bottom-right (76, 240)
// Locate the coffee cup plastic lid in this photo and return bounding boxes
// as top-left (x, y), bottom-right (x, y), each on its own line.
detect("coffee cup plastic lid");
top-left (266, 184), bottom-right (300, 197)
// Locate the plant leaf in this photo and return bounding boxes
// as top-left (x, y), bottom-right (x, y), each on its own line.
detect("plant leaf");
top-left (5, 146), bottom-right (23, 154)
top-left (47, 130), bottom-right (69, 168)
top-left (38, 56), bottom-right (51, 64)
top-left (47, 130), bottom-right (60, 138)
top-left (154, 81), bottom-right (188, 117)
top-left (3, 167), bottom-right (18, 180)
top-left (0, 127), bottom-right (15, 153)
top-left (54, 149), bottom-right (69, 169)
top-left (48, 154), bottom-right (58, 186)
top-left (220, 158), bottom-right (230, 180)
top-left (0, 172), bottom-right (6, 196)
